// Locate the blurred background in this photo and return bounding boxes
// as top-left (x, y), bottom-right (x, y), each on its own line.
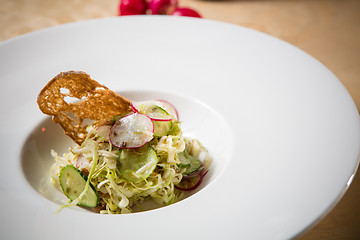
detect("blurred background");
top-left (1, 0), bottom-right (359, 239)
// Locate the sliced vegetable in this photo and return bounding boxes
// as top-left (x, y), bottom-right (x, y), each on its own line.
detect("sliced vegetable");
top-left (75, 154), bottom-right (91, 171)
top-left (158, 99), bottom-right (179, 120)
top-left (131, 99), bottom-right (179, 121)
top-left (95, 124), bottom-right (111, 141)
top-left (177, 151), bottom-right (190, 168)
top-left (113, 112), bottom-right (133, 122)
top-left (131, 102), bottom-right (175, 137)
top-left (131, 101), bottom-right (173, 121)
top-left (146, 105), bottom-right (172, 121)
top-left (175, 169), bottom-right (208, 191)
top-left (109, 113), bottom-right (154, 149)
top-left (167, 120), bottom-right (181, 136)
top-left (177, 149), bottom-right (202, 175)
top-left (153, 119), bottom-right (173, 137)
top-left (118, 144), bottom-right (158, 183)
top-left (59, 165), bottom-right (99, 207)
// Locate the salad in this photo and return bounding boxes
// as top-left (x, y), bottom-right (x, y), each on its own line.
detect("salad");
top-left (50, 99), bottom-right (212, 214)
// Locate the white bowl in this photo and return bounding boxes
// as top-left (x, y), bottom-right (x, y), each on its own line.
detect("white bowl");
top-left (0, 16), bottom-right (359, 240)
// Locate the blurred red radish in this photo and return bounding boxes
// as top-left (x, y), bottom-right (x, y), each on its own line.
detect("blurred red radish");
top-left (119, 0), bottom-right (148, 15)
top-left (171, 7), bottom-right (202, 18)
top-left (149, 0), bottom-right (178, 14)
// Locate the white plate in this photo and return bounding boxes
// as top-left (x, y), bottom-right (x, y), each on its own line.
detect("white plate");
top-left (0, 16), bottom-right (359, 240)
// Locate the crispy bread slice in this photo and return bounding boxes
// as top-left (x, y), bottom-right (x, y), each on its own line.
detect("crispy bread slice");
top-left (37, 71), bottom-right (132, 145)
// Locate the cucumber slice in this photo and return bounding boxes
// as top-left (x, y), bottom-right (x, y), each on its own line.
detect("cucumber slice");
top-left (131, 100), bottom-right (179, 121)
top-left (177, 150), bottom-right (202, 175)
top-left (118, 145), bottom-right (158, 183)
top-left (153, 120), bottom-right (173, 137)
top-left (145, 105), bottom-right (172, 136)
top-left (132, 101), bottom-right (172, 121)
top-left (178, 151), bottom-right (190, 168)
top-left (59, 165), bottom-right (99, 207)
top-left (145, 105), bottom-right (171, 121)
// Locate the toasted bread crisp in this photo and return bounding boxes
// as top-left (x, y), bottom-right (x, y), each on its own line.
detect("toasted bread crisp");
top-left (37, 71), bottom-right (132, 145)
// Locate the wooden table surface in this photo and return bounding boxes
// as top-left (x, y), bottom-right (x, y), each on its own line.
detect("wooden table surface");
top-left (1, 0), bottom-right (359, 239)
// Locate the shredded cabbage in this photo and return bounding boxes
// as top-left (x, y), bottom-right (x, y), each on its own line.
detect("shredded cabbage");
top-left (50, 121), bottom-right (212, 214)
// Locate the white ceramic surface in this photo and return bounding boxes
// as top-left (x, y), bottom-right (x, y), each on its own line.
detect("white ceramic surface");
top-left (0, 16), bottom-right (359, 240)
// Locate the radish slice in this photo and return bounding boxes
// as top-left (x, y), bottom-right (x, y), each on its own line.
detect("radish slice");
top-left (95, 125), bottom-right (111, 141)
top-left (130, 101), bottom-right (140, 113)
top-left (131, 100), bottom-right (178, 121)
top-left (76, 154), bottom-right (91, 171)
top-left (175, 169), bottom-right (208, 191)
top-left (131, 100), bottom-right (154, 113)
top-left (109, 113), bottom-right (154, 149)
top-left (158, 99), bottom-right (179, 120)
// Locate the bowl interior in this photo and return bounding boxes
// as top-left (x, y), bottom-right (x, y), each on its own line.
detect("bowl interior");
top-left (21, 90), bottom-right (233, 213)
